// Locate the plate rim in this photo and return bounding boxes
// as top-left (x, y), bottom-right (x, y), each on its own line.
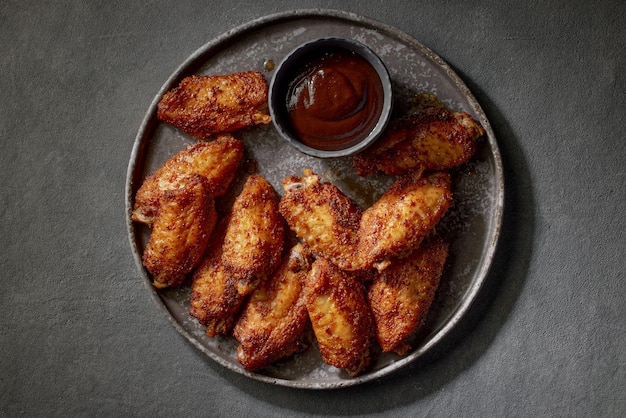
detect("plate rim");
top-left (125, 8), bottom-right (504, 389)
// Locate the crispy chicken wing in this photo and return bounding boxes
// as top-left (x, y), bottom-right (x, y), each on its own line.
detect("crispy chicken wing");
top-left (233, 243), bottom-right (312, 370)
top-left (132, 134), bottom-right (243, 225)
top-left (157, 72), bottom-right (272, 139)
top-left (279, 169), bottom-right (362, 271)
top-left (189, 219), bottom-right (244, 337)
top-left (367, 234), bottom-right (449, 355)
top-left (304, 257), bottom-right (373, 376)
top-left (357, 171), bottom-right (452, 272)
top-left (142, 174), bottom-right (216, 289)
top-left (353, 107), bottom-right (484, 176)
top-left (221, 174), bottom-right (284, 296)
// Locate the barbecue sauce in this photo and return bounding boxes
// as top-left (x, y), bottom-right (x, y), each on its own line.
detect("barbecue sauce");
top-left (286, 48), bottom-right (384, 151)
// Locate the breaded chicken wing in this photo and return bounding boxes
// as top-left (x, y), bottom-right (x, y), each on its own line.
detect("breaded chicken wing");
top-left (132, 134), bottom-right (243, 226)
top-left (233, 243), bottom-right (312, 370)
top-left (189, 219), bottom-right (244, 337)
top-left (221, 174), bottom-right (284, 296)
top-left (304, 257), bottom-right (373, 376)
top-left (279, 169), bottom-right (362, 271)
top-left (357, 171), bottom-right (452, 272)
top-left (142, 174), bottom-right (216, 289)
top-left (353, 107), bottom-right (484, 176)
top-left (157, 72), bottom-right (272, 139)
top-left (367, 234), bottom-right (449, 355)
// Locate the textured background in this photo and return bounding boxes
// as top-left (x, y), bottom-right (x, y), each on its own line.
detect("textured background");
top-left (1, 1), bottom-right (624, 416)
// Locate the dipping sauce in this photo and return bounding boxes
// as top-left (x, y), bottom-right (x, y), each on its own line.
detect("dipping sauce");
top-left (285, 47), bottom-right (384, 151)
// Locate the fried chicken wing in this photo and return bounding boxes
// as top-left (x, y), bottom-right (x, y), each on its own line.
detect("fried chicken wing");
top-left (189, 219), bottom-right (244, 337)
top-left (304, 257), bottom-right (373, 376)
top-left (132, 134), bottom-right (243, 225)
top-left (221, 174), bottom-right (284, 296)
top-left (279, 169), bottom-right (362, 271)
top-left (233, 243), bottom-right (312, 370)
top-left (157, 72), bottom-right (272, 139)
top-left (353, 107), bottom-right (484, 176)
top-left (142, 174), bottom-right (216, 289)
top-left (367, 234), bottom-right (449, 355)
top-left (357, 171), bottom-right (452, 272)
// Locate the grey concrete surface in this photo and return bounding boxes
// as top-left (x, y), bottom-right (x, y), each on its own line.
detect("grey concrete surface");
top-left (1, 1), bottom-right (624, 416)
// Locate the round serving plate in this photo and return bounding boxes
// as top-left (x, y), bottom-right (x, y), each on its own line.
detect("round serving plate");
top-left (125, 9), bottom-right (504, 389)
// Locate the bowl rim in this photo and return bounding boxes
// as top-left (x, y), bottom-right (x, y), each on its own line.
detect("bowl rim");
top-left (268, 36), bottom-right (394, 158)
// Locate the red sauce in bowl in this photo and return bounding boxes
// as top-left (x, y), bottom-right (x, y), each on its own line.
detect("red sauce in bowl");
top-left (285, 48), bottom-right (384, 151)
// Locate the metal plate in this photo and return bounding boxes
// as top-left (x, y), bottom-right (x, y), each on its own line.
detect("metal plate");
top-left (125, 9), bottom-right (504, 389)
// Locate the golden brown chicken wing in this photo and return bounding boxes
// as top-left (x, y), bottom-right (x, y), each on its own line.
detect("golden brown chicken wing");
top-left (233, 243), bottom-right (312, 370)
top-left (157, 72), bottom-right (272, 139)
top-left (221, 174), bottom-right (284, 296)
top-left (304, 257), bottom-right (373, 376)
top-left (367, 234), bottom-right (449, 355)
top-left (357, 171), bottom-right (452, 272)
top-left (132, 134), bottom-right (243, 226)
top-left (353, 106), bottom-right (484, 176)
top-left (189, 219), bottom-right (244, 337)
top-left (279, 169), bottom-right (362, 271)
top-left (142, 174), bottom-right (216, 289)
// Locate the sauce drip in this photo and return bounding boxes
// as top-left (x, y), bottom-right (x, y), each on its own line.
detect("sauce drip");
top-left (285, 48), bottom-right (384, 151)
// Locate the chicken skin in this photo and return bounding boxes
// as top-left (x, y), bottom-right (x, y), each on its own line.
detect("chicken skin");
top-left (367, 234), bottom-right (449, 355)
top-left (353, 107), bottom-right (484, 176)
top-left (221, 174), bottom-right (284, 296)
top-left (357, 171), bottom-right (452, 272)
top-left (233, 243), bottom-right (312, 370)
top-left (304, 257), bottom-right (373, 377)
top-left (189, 219), bottom-right (244, 337)
top-left (142, 174), bottom-right (216, 289)
top-left (279, 169), bottom-right (362, 271)
top-left (157, 72), bottom-right (272, 139)
top-left (132, 134), bottom-right (243, 226)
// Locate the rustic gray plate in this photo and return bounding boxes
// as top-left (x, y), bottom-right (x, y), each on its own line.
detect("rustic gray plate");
top-left (125, 9), bottom-right (504, 389)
